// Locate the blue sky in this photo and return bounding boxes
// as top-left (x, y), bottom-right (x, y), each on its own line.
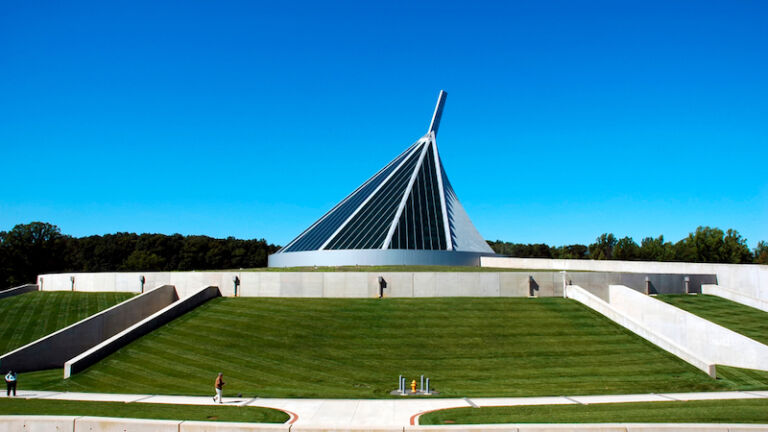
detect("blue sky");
top-left (1, 1), bottom-right (766, 248)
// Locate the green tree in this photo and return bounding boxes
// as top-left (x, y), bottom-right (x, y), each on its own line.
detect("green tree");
top-left (722, 229), bottom-right (753, 264)
top-left (588, 233), bottom-right (617, 260)
top-left (0, 222), bottom-right (68, 286)
top-left (639, 236), bottom-right (674, 261)
top-left (119, 250), bottom-right (166, 271)
top-left (613, 236), bottom-right (640, 260)
top-left (551, 244), bottom-right (588, 259)
top-left (754, 241), bottom-right (768, 264)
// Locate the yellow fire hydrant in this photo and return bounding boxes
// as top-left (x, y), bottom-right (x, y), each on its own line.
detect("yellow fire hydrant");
top-left (411, 380), bottom-right (417, 393)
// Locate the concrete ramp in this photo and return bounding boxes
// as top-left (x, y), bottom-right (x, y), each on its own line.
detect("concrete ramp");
top-left (703, 284), bottom-right (768, 313)
top-left (0, 285), bottom-right (178, 372)
top-left (64, 285), bottom-right (220, 377)
top-left (0, 284), bottom-right (38, 299)
top-left (0, 285), bottom-right (220, 376)
top-left (567, 284), bottom-right (768, 377)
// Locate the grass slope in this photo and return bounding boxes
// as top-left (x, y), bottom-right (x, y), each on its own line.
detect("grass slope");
top-left (419, 399), bottom-right (768, 424)
top-left (22, 297), bottom-right (764, 398)
top-left (656, 294), bottom-right (768, 345)
top-left (0, 291), bottom-right (135, 354)
top-left (0, 398), bottom-right (288, 423)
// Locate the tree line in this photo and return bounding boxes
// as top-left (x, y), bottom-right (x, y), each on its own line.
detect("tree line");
top-left (488, 226), bottom-right (768, 265)
top-left (0, 222), bottom-right (280, 288)
top-left (2, 222), bottom-right (766, 288)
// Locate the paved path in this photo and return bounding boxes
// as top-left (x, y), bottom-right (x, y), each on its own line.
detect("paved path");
top-left (8, 390), bottom-right (768, 427)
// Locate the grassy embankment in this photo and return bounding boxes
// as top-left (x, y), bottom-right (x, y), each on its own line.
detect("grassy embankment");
top-left (20, 297), bottom-right (768, 397)
top-left (419, 399), bottom-right (768, 424)
top-left (0, 398), bottom-right (288, 423)
top-left (656, 294), bottom-right (768, 345)
top-left (0, 291), bottom-right (135, 354)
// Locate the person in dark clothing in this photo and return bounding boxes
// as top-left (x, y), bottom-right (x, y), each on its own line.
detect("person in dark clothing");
top-left (5, 371), bottom-right (17, 397)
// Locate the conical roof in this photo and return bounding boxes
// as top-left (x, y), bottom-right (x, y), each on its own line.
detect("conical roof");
top-left (276, 91), bottom-right (493, 256)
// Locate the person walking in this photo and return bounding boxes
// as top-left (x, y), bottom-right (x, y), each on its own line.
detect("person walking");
top-left (212, 372), bottom-right (225, 404)
top-left (5, 371), bottom-right (17, 397)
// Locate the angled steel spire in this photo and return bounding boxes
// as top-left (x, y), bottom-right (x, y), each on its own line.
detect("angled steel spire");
top-left (271, 91), bottom-right (493, 266)
top-left (428, 90), bottom-right (447, 136)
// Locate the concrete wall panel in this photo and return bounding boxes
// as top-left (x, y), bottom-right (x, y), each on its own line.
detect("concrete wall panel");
top-left (300, 273), bottom-right (325, 297)
top-left (0, 416), bottom-right (75, 432)
top-left (371, 273), bottom-right (414, 298)
top-left (434, 273), bottom-right (462, 296)
top-left (499, 273), bottom-right (529, 297)
top-left (412, 273), bottom-right (437, 297)
top-left (259, 273), bottom-right (282, 297)
top-left (484, 257), bottom-right (767, 300)
top-left (75, 416), bottom-right (180, 432)
top-left (343, 273), bottom-right (369, 297)
top-left (180, 422), bottom-right (290, 432)
top-left (238, 272), bottom-right (261, 297)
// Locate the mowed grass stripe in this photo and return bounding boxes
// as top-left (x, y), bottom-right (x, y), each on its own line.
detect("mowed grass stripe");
top-left (0, 292), bottom-right (134, 354)
top-left (419, 399), bottom-right (768, 424)
top-left (0, 398), bottom-right (289, 423)
top-left (19, 297), bottom-right (768, 398)
top-left (657, 294), bottom-right (768, 345)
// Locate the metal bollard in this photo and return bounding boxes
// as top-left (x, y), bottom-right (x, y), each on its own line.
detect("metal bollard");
top-left (425, 378), bottom-right (430, 395)
top-left (420, 375), bottom-right (424, 392)
top-left (398, 375), bottom-right (402, 393)
top-left (401, 377), bottom-right (406, 394)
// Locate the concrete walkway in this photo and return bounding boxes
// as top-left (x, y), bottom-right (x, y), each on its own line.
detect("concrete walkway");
top-left (8, 390), bottom-right (768, 427)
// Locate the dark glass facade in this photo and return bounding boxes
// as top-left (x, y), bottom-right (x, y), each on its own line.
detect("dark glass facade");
top-left (325, 145), bottom-right (423, 250)
top-left (282, 142), bottom-right (419, 252)
top-left (389, 143), bottom-right (446, 250)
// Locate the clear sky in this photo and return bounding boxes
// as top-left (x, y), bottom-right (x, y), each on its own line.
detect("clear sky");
top-left (1, 1), bottom-right (766, 248)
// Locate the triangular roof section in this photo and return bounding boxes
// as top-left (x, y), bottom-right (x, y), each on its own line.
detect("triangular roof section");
top-left (278, 91), bottom-right (493, 255)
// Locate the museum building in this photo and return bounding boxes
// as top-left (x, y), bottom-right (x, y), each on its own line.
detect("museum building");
top-left (268, 91), bottom-right (496, 267)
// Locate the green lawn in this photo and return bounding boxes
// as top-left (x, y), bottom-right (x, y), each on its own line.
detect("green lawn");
top-left (656, 294), bottom-right (768, 345)
top-left (0, 398), bottom-right (288, 423)
top-left (19, 297), bottom-right (767, 398)
top-left (419, 399), bottom-right (768, 424)
top-left (0, 291), bottom-right (135, 354)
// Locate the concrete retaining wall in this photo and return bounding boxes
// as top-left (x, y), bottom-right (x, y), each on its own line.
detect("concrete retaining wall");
top-left (0, 285), bottom-right (178, 372)
top-left (36, 270), bottom-right (716, 299)
top-left (0, 284), bottom-right (38, 299)
top-left (483, 256), bottom-right (768, 300)
top-left (703, 284), bottom-right (768, 313)
top-left (585, 284), bottom-right (768, 373)
top-left (65, 286), bottom-right (220, 377)
top-left (1, 417), bottom-right (767, 432)
top-left (37, 272), bottom-right (237, 299)
top-left (565, 285), bottom-right (715, 376)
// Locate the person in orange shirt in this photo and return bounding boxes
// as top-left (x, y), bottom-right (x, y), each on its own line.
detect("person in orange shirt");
top-left (213, 372), bottom-right (225, 404)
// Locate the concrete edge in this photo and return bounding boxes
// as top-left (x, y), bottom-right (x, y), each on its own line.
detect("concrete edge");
top-left (64, 285), bottom-right (220, 377)
top-left (409, 424), bottom-right (768, 431)
top-left (565, 285), bottom-right (717, 377)
top-left (0, 283), bottom-right (39, 299)
top-left (0, 415), bottom-right (292, 432)
top-left (703, 284), bottom-right (768, 313)
top-left (0, 284), bottom-right (174, 361)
